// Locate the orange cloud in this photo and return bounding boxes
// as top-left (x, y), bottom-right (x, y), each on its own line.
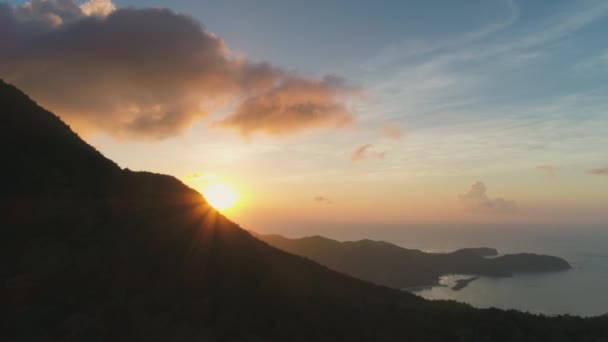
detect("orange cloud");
top-left (80, 0), bottom-right (115, 16)
top-left (536, 165), bottom-right (557, 177)
top-left (215, 76), bottom-right (357, 137)
top-left (351, 144), bottom-right (385, 162)
top-left (588, 167), bottom-right (608, 176)
top-left (0, 1), bottom-right (359, 139)
top-left (380, 122), bottom-right (403, 140)
top-left (313, 196), bottom-right (332, 205)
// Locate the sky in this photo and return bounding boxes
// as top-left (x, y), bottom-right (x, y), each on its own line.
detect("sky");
top-left (1, 0), bottom-right (608, 234)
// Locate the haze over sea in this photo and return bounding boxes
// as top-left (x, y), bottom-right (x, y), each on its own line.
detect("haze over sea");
top-left (257, 223), bottom-right (608, 317)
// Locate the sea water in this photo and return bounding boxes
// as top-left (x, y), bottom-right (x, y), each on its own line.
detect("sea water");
top-left (409, 226), bottom-right (608, 317)
top-left (265, 223), bottom-right (608, 317)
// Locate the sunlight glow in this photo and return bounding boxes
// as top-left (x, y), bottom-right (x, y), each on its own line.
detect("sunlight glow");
top-left (202, 182), bottom-right (239, 210)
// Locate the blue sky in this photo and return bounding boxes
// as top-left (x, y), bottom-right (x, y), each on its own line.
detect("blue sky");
top-left (3, 0), bottom-right (608, 230)
top-left (101, 0), bottom-right (608, 148)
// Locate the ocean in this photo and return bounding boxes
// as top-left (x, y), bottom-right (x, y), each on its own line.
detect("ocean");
top-left (264, 223), bottom-right (608, 317)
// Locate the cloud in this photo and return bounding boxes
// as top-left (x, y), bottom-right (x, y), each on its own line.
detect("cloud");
top-left (588, 167), bottom-right (608, 176)
top-left (215, 75), bottom-right (358, 136)
top-left (0, 1), bottom-right (358, 139)
top-left (379, 122), bottom-right (403, 140)
top-left (537, 165), bottom-right (558, 176)
top-left (183, 172), bottom-right (217, 182)
top-left (458, 181), bottom-right (516, 213)
top-left (313, 196), bottom-right (332, 205)
top-left (79, 0), bottom-right (115, 16)
top-left (12, 0), bottom-right (83, 26)
top-left (351, 144), bottom-right (385, 162)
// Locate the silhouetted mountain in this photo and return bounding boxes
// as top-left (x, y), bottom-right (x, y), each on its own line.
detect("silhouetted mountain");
top-left (258, 234), bottom-right (571, 289)
top-left (452, 247), bottom-right (498, 257)
top-left (1, 79), bottom-right (607, 341)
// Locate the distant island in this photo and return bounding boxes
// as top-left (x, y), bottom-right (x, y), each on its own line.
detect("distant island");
top-left (257, 234), bottom-right (571, 290)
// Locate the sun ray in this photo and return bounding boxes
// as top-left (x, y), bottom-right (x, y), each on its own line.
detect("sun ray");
top-left (201, 182), bottom-right (239, 210)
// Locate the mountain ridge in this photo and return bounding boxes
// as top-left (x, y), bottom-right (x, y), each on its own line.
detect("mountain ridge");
top-left (1, 79), bottom-right (607, 341)
top-left (258, 233), bottom-right (571, 289)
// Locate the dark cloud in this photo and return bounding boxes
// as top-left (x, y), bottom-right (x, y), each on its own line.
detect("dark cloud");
top-left (536, 165), bottom-right (557, 177)
top-left (351, 144), bottom-right (385, 162)
top-left (0, 1), bottom-right (358, 139)
top-left (588, 167), bottom-right (608, 176)
top-left (458, 181), bottom-right (516, 213)
top-left (313, 196), bottom-right (332, 205)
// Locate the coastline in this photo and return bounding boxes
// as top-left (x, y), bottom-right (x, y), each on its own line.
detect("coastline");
top-left (451, 276), bottom-right (480, 291)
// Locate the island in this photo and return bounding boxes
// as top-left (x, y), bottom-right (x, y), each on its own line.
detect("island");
top-left (452, 247), bottom-right (498, 257)
top-left (451, 276), bottom-right (480, 291)
top-left (257, 234), bottom-right (571, 290)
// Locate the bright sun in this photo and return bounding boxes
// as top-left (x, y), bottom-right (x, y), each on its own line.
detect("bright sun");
top-left (202, 182), bottom-right (239, 210)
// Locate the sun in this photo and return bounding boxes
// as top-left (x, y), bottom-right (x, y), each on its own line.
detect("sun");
top-left (202, 182), bottom-right (239, 210)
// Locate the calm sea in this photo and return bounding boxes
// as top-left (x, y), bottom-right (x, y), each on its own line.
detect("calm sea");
top-left (264, 223), bottom-right (608, 317)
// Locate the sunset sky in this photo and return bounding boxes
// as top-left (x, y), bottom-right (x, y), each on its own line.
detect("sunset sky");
top-left (2, 0), bottom-right (608, 233)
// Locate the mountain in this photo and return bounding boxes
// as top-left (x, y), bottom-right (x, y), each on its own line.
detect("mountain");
top-left (1, 79), bottom-right (607, 341)
top-left (258, 234), bottom-right (571, 289)
top-left (452, 247), bottom-right (499, 257)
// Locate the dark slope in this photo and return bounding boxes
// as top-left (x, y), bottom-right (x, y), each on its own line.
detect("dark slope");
top-left (1, 80), bottom-right (607, 341)
top-left (0, 80), bottom-right (120, 196)
top-left (259, 234), bottom-right (571, 289)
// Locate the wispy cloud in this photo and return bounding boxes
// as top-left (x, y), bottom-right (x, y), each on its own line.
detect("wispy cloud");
top-left (458, 181), bottom-right (516, 213)
top-left (573, 49), bottom-right (608, 76)
top-left (0, 0), bottom-right (359, 139)
top-left (537, 165), bottom-right (558, 177)
top-left (351, 144), bottom-right (385, 162)
top-left (350, 0), bottom-right (608, 182)
top-left (360, 0), bottom-right (520, 72)
top-left (183, 172), bottom-right (218, 182)
top-left (313, 196), bottom-right (332, 205)
top-left (379, 122), bottom-right (403, 140)
top-left (588, 167), bottom-right (608, 176)
top-left (359, 0), bottom-right (608, 125)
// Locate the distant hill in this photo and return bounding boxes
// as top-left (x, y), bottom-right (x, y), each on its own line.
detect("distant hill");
top-left (1, 79), bottom-right (606, 341)
top-left (258, 234), bottom-right (571, 289)
top-left (453, 247), bottom-right (499, 257)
